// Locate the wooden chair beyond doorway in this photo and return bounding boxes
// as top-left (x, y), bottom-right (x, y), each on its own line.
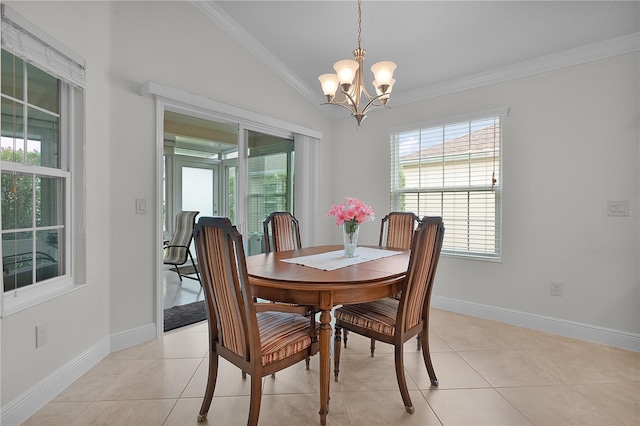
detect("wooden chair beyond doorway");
top-left (193, 217), bottom-right (319, 425)
top-left (333, 216), bottom-right (445, 415)
top-left (263, 211), bottom-right (302, 252)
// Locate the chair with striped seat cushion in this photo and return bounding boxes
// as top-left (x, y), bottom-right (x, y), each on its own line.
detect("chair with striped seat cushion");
top-left (348, 212), bottom-right (421, 355)
top-left (333, 216), bottom-right (445, 415)
top-left (263, 211), bottom-right (302, 252)
top-left (193, 217), bottom-right (319, 426)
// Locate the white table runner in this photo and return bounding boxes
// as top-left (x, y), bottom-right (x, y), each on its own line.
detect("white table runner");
top-left (280, 247), bottom-right (402, 271)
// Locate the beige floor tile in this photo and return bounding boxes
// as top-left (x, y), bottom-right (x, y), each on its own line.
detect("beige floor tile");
top-left (434, 325), bottom-right (514, 352)
top-left (163, 397), bottom-right (205, 426)
top-left (261, 355), bottom-right (334, 395)
top-left (259, 392), bottom-right (350, 425)
top-left (23, 402), bottom-right (90, 425)
top-left (334, 352), bottom-right (418, 392)
top-left (497, 385), bottom-right (623, 425)
top-left (52, 360), bottom-right (143, 403)
top-left (95, 359), bottom-right (201, 400)
top-left (520, 346), bottom-right (640, 384)
top-left (404, 351), bottom-right (491, 390)
top-left (457, 349), bottom-right (569, 387)
top-left (68, 399), bottom-right (176, 425)
top-left (571, 382), bottom-right (640, 425)
top-left (342, 390), bottom-right (440, 425)
top-left (182, 357), bottom-right (255, 398)
top-left (24, 307), bottom-right (640, 426)
top-left (423, 388), bottom-right (532, 425)
top-left (107, 331), bottom-right (209, 360)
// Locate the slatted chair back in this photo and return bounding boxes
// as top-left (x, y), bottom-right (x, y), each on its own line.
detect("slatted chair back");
top-left (164, 211), bottom-right (199, 265)
top-left (193, 217), bottom-right (256, 360)
top-left (193, 216), bottom-right (319, 425)
top-left (263, 212), bottom-right (302, 252)
top-left (399, 216), bottom-right (445, 331)
top-left (379, 212), bottom-right (421, 250)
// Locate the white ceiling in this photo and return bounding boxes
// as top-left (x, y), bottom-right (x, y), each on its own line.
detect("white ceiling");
top-left (199, 1), bottom-right (639, 118)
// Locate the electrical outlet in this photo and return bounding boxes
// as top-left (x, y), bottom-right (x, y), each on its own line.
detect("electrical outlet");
top-left (36, 323), bottom-right (48, 348)
top-left (550, 281), bottom-right (563, 297)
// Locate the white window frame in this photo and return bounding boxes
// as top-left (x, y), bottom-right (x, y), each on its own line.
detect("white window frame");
top-left (1, 6), bottom-right (86, 316)
top-left (389, 108), bottom-right (508, 261)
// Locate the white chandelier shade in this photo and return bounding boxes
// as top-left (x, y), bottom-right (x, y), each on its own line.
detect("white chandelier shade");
top-left (318, 0), bottom-right (396, 127)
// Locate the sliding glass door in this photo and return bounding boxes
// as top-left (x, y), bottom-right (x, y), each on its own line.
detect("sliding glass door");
top-left (245, 130), bottom-right (294, 255)
top-left (162, 112), bottom-right (295, 255)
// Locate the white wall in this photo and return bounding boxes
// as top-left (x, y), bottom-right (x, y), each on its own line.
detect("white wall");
top-left (106, 1), bottom-right (330, 334)
top-left (0, 0), bottom-right (331, 416)
top-left (326, 53), bottom-right (640, 336)
top-left (1, 0), bottom-right (112, 407)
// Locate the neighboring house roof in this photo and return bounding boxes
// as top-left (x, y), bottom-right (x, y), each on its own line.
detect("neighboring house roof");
top-left (402, 124), bottom-right (498, 161)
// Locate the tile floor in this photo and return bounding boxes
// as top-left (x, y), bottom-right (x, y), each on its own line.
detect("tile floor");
top-left (163, 267), bottom-right (203, 310)
top-left (24, 304), bottom-right (639, 425)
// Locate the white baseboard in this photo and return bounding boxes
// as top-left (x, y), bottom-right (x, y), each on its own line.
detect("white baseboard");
top-left (1, 323), bottom-right (158, 426)
top-left (432, 295), bottom-right (640, 352)
top-left (109, 322), bottom-right (157, 352)
top-left (0, 337), bottom-right (110, 426)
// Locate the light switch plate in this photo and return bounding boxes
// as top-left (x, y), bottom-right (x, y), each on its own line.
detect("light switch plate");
top-left (136, 198), bottom-right (147, 215)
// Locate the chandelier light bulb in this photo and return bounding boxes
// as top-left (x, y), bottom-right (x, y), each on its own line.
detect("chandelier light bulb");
top-left (370, 61), bottom-right (397, 87)
top-left (318, 74), bottom-right (340, 101)
top-left (334, 59), bottom-right (359, 87)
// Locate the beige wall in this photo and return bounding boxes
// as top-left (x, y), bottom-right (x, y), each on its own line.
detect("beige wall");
top-left (327, 53), bottom-right (639, 335)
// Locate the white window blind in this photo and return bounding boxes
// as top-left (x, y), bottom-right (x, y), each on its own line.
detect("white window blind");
top-left (390, 108), bottom-right (507, 260)
top-left (1, 5), bottom-right (85, 88)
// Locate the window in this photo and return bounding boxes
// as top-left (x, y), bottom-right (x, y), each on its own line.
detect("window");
top-left (1, 5), bottom-right (85, 312)
top-left (390, 108), bottom-right (507, 260)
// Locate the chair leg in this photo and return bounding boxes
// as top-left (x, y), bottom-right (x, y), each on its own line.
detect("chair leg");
top-left (394, 346), bottom-right (414, 414)
top-left (370, 338), bottom-right (376, 357)
top-left (248, 372), bottom-right (262, 426)
top-left (343, 329), bottom-right (349, 348)
top-left (197, 353), bottom-right (219, 422)
top-left (188, 250), bottom-right (202, 283)
top-left (420, 330), bottom-right (439, 386)
top-left (174, 265), bottom-right (184, 282)
top-left (333, 326), bottom-right (342, 381)
top-left (416, 333), bottom-right (421, 350)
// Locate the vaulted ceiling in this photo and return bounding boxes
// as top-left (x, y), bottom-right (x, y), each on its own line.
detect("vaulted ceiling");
top-left (196, 1), bottom-right (639, 119)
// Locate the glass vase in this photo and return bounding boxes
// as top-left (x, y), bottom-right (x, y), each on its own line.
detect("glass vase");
top-left (343, 221), bottom-right (360, 258)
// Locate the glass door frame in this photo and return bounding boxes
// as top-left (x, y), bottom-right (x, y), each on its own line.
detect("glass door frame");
top-left (150, 87), bottom-right (321, 337)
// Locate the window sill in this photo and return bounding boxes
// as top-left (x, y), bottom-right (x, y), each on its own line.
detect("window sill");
top-left (1, 279), bottom-right (87, 317)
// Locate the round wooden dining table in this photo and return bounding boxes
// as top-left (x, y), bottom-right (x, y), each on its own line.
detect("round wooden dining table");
top-left (245, 245), bottom-right (410, 426)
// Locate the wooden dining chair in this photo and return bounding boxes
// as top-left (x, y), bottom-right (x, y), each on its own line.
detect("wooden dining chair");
top-left (351, 212), bottom-right (421, 355)
top-left (263, 211), bottom-right (302, 252)
top-left (163, 210), bottom-right (201, 283)
top-left (193, 217), bottom-right (319, 425)
top-left (379, 212), bottom-right (421, 250)
top-left (333, 216), bottom-right (445, 414)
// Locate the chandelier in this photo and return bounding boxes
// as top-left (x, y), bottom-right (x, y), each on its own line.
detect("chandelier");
top-left (318, 0), bottom-right (397, 128)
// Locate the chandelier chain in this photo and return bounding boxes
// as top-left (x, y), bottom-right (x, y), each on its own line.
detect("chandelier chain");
top-left (357, 0), bottom-right (362, 50)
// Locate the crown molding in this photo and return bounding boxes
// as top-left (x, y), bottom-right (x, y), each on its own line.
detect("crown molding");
top-left (192, 1), bottom-right (320, 104)
top-left (391, 32), bottom-right (640, 107)
top-left (192, 0), bottom-right (639, 119)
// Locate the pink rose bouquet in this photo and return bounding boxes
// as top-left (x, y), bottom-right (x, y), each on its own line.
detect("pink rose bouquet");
top-left (327, 197), bottom-right (375, 235)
